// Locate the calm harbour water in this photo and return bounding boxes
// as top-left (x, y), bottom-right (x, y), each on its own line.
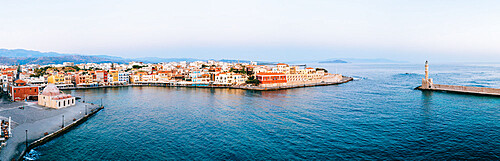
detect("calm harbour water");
top-left (28, 63), bottom-right (499, 160)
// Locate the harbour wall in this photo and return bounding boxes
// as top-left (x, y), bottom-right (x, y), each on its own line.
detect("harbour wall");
top-left (59, 77), bottom-right (354, 91)
top-left (418, 84), bottom-right (500, 96)
top-left (16, 106), bottom-right (104, 161)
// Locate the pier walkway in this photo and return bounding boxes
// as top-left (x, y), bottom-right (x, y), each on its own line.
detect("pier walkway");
top-left (417, 61), bottom-right (500, 97)
top-left (417, 84), bottom-right (500, 96)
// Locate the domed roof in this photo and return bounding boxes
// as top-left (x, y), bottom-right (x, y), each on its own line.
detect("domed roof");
top-left (41, 84), bottom-right (61, 96)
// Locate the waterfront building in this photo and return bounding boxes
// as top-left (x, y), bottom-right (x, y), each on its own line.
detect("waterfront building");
top-left (233, 74), bottom-right (246, 85)
top-left (118, 71), bottom-right (130, 85)
top-left (63, 62), bottom-right (74, 67)
top-left (47, 73), bottom-right (65, 84)
top-left (192, 74), bottom-right (210, 85)
top-left (214, 72), bottom-right (232, 85)
top-left (214, 72), bottom-right (246, 86)
top-left (4, 60), bottom-right (341, 89)
top-left (8, 79), bottom-right (40, 101)
top-left (130, 74), bottom-right (140, 84)
top-left (95, 70), bottom-right (108, 85)
top-left (274, 63), bottom-right (290, 73)
top-left (75, 73), bottom-right (98, 87)
top-left (38, 84), bottom-right (75, 109)
top-left (108, 70), bottom-right (120, 85)
top-left (157, 70), bottom-right (172, 82)
top-left (47, 73), bottom-right (74, 87)
top-left (256, 73), bottom-right (287, 87)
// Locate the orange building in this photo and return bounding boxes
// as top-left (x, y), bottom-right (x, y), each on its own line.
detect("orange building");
top-left (9, 80), bottom-right (39, 101)
top-left (256, 73), bottom-right (287, 84)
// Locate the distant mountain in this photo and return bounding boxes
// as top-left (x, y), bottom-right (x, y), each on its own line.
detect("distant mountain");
top-left (133, 57), bottom-right (204, 63)
top-left (0, 49), bottom-right (65, 57)
top-left (325, 58), bottom-right (407, 63)
top-left (214, 59), bottom-right (276, 65)
top-left (0, 55), bottom-right (128, 65)
top-left (319, 59), bottom-right (348, 63)
top-left (0, 49), bottom-right (272, 65)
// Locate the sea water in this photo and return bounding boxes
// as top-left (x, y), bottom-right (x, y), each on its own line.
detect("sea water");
top-left (29, 63), bottom-right (500, 160)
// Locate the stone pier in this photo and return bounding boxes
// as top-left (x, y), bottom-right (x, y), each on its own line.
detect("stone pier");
top-left (416, 61), bottom-right (500, 96)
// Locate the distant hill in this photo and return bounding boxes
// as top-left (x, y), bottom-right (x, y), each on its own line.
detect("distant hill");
top-left (134, 57), bottom-right (204, 63)
top-left (0, 49), bottom-right (65, 57)
top-left (214, 59), bottom-right (276, 65)
top-left (0, 55), bottom-right (128, 65)
top-left (0, 49), bottom-right (208, 65)
top-left (319, 59), bottom-right (348, 63)
top-left (0, 49), bottom-right (270, 65)
top-left (324, 58), bottom-right (407, 63)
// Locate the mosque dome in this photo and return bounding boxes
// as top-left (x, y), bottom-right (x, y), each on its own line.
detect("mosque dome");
top-left (41, 84), bottom-right (61, 96)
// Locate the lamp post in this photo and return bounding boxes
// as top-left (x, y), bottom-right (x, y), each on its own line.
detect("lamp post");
top-left (25, 130), bottom-right (28, 150)
top-left (85, 104), bottom-right (87, 115)
top-left (61, 115), bottom-right (64, 128)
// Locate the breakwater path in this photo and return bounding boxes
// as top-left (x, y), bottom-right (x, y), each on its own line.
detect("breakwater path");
top-left (417, 84), bottom-right (500, 96)
top-left (0, 102), bottom-right (101, 161)
top-left (18, 105), bottom-right (104, 160)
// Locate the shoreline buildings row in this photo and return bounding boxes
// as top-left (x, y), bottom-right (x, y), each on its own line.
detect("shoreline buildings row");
top-left (1, 61), bottom-right (342, 101)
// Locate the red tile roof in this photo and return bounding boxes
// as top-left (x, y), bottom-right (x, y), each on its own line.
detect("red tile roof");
top-left (256, 72), bottom-right (285, 75)
top-left (14, 79), bottom-right (27, 84)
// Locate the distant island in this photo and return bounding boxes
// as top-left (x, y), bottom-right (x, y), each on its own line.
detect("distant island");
top-left (319, 59), bottom-right (349, 63)
top-left (319, 58), bottom-right (407, 63)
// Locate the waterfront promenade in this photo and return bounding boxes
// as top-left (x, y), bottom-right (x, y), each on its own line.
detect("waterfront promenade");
top-left (0, 101), bottom-right (100, 160)
top-left (58, 77), bottom-right (353, 91)
top-left (417, 84), bottom-right (500, 96)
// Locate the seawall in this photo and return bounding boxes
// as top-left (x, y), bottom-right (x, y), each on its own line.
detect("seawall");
top-left (417, 84), bottom-right (500, 96)
top-left (16, 106), bottom-right (104, 161)
top-left (60, 77), bottom-right (354, 91)
top-left (236, 77), bottom-right (353, 91)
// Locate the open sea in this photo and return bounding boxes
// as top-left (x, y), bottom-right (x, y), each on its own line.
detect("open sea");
top-left (27, 63), bottom-right (499, 160)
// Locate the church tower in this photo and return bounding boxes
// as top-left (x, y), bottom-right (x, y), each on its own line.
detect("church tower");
top-left (421, 61), bottom-right (433, 89)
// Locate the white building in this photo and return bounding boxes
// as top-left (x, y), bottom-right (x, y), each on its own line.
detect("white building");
top-left (38, 84), bottom-right (76, 109)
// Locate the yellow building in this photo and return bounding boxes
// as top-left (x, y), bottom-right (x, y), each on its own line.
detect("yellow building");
top-left (47, 73), bottom-right (65, 84)
top-left (109, 70), bottom-right (119, 84)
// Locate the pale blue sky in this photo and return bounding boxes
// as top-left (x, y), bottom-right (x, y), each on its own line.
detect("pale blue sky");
top-left (1, 0), bottom-right (500, 62)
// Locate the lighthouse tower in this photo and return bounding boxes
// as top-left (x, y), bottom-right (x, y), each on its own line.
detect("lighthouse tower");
top-left (421, 61), bottom-right (434, 89)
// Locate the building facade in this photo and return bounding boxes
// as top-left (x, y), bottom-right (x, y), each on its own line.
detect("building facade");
top-left (38, 84), bottom-right (76, 109)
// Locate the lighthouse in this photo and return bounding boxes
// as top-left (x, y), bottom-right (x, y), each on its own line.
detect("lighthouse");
top-left (421, 61), bottom-right (433, 89)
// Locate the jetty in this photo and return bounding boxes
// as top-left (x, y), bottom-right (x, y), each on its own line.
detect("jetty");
top-left (0, 100), bottom-right (102, 161)
top-left (416, 61), bottom-right (500, 96)
top-left (17, 105), bottom-right (104, 161)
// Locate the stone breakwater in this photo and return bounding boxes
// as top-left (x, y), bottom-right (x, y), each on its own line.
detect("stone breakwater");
top-left (58, 77), bottom-right (354, 91)
top-left (417, 84), bottom-right (500, 97)
top-left (17, 105), bottom-right (104, 161)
